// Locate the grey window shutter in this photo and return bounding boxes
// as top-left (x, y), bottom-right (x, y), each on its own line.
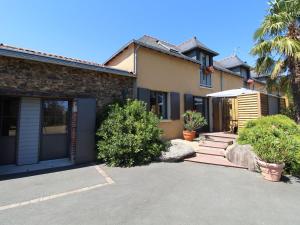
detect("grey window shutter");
top-left (137, 87), bottom-right (150, 111)
top-left (76, 98), bottom-right (96, 164)
top-left (170, 92), bottom-right (180, 120)
top-left (184, 94), bottom-right (193, 111)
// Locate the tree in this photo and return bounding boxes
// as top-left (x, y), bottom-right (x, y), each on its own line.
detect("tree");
top-left (251, 0), bottom-right (300, 122)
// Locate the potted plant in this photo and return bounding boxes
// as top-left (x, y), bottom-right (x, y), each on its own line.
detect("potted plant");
top-left (253, 127), bottom-right (296, 181)
top-left (205, 66), bottom-right (214, 74)
top-left (253, 129), bottom-right (289, 181)
top-left (238, 115), bottom-right (300, 181)
top-left (182, 110), bottom-right (207, 141)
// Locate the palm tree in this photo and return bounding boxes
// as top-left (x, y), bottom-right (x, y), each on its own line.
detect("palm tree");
top-left (251, 0), bottom-right (300, 122)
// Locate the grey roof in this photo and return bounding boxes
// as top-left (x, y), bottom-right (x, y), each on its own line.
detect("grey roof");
top-left (104, 35), bottom-right (244, 79)
top-left (177, 37), bottom-right (219, 56)
top-left (217, 55), bottom-right (250, 69)
top-left (213, 61), bottom-right (243, 78)
top-left (0, 43), bottom-right (134, 77)
top-left (138, 35), bottom-right (182, 53)
top-left (104, 35), bottom-right (202, 66)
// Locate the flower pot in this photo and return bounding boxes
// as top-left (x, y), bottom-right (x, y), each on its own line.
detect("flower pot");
top-left (256, 159), bottom-right (285, 182)
top-left (183, 130), bottom-right (196, 141)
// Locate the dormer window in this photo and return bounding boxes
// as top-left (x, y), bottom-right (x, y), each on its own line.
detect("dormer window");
top-left (200, 53), bottom-right (212, 87)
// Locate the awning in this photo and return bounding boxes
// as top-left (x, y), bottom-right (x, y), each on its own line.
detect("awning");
top-left (206, 88), bottom-right (259, 98)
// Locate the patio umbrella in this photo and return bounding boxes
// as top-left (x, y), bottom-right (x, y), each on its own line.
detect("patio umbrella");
top-left (206, 88), bottom-right (259, 98)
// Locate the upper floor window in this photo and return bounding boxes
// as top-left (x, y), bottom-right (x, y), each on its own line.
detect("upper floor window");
top-left (150, 91), bottom-right (168, 119)
top-left (200, 53), bottom-right (212, 87)
top-left (240, 68), bottom-right (248, 79)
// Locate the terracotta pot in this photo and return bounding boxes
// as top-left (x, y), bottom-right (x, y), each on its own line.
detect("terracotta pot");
top-left (256, 159), bottom-right (285, 182)
top-left (183, 130), bottom-right (196, 141)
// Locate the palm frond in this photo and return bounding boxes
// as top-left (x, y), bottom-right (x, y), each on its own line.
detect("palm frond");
top-left (254, 56), bottom-right (275, 75)
top-left (272, 36), bottom-right (300, 57)
top-left (251, 39), bottom-right (273, 56)
top-left (271, 59), bottom-right (285, 78)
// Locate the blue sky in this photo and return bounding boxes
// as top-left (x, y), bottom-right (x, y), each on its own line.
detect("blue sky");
top-left (0, 0), bottom-right (268, 66)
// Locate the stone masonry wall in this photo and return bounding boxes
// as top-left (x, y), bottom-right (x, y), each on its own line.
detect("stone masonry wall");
top-left (0, 56), bottom-right (135, 110)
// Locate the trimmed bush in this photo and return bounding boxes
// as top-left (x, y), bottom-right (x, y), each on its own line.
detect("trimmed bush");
top-left (96, 100), bottom-right (166, 167)
top-left (238, 115), bottom-right (300, 175)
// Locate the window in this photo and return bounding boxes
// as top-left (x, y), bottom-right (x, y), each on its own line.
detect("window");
top-left (0, 97), bottom-right (19, 136)
top-left (200, 53), bottom-right (212, 87)
top-left (193, 97), bottom-right (209, 119)
top-left (150, 91), bottom-right (168, 119)
top-left (193, 96), bottom-right (209, 131)
top-left (240, 68), bottom-right (248, 79)
top-left (42, 100), bottom-right (69, 134)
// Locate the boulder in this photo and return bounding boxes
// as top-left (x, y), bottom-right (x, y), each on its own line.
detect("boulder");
top-left (225, 143), bottom-right (259, 171)
top-left (160, 140), bottom-right (195, 162)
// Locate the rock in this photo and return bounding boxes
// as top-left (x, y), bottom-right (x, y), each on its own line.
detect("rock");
top-left (160, 141), bottom-right (195, 162)
top-left (225, 143), bottom-right (258, 171)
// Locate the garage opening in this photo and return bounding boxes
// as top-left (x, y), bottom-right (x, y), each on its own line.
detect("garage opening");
top-left (0, 97), bottom-right (19, 165)
top-left (40, 99), bottom-right (71, 161)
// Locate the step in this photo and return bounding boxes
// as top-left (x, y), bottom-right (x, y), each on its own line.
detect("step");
top-left (201, 132), bottom-right (238, 139)
top-left (184, 153), bottom-right (246, 169)
top-left (202, 136), bottom-right (234, 144)
top-left (199, 140), bottom-right (229, 149)
top-left (195, 146), bottom-right (225, 157)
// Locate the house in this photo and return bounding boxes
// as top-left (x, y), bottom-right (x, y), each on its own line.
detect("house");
top-left (217, 54), bottom-right (268, 92)
top-left (105, 35), bottom-right (267, 139)
top-left (0, 44), bottom-right (134, 167)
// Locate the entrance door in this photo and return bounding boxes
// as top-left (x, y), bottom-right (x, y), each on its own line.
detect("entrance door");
top-left (212, 98), bottom-right (221, 132)
top-left (0, 97), bottom-right (19, 165)
top-left (40, 100), bottom-right (70, 161)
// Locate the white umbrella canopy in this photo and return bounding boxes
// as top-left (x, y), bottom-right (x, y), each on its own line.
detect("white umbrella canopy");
top-left (206, 88), bottom-right (259, 98)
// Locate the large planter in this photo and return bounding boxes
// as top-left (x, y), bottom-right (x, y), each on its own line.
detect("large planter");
top-left (256, 159), bottom-right (285, 182)
top-left (183, 130), bottom-right (196, 141)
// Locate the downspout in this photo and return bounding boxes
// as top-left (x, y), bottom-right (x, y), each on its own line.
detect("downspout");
top-left (133, 44), bottom-right (140, 99)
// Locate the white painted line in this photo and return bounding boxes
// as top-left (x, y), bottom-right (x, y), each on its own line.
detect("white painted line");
top-left (0, 183), bottom-right (110, 211)
top-left (94, 165), bottom-right (115, 184)
top-left (0, 165), bottom-right (115, 211)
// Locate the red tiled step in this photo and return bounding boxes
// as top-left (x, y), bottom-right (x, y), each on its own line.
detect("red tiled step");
top-left (199, 140), bottom-right (229, 149)
top-left (184, 153), bottom-right (246, 169)
top-left (202, 132), bottom-right (238, 139)
top-left (203, 136), bottom-right (234, 144)
top-left (195, 146), bottom-right (225, 157)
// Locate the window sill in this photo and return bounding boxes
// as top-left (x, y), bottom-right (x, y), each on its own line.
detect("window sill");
top-left (200, 85), bottom-right (213, 89)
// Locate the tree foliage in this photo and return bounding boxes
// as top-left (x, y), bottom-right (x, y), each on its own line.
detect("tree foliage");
top-left (251, 0), bottom-right (300, 78)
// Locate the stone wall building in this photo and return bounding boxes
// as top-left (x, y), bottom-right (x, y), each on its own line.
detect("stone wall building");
top-left (0, 44), bottom-right (135, 168)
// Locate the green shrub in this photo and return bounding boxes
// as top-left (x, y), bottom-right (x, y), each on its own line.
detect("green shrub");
top-left (183, 110), bottom-right (207, 131)
top-left (281, 105), bottom-right (298, 122)
top-left (96, 99), bottom-right (166, 167)
top-left (238, 115), bottom-right (300, 175)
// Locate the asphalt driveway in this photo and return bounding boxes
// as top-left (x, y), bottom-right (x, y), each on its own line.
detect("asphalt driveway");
top-left (0, 162), bottom-right (300, 225)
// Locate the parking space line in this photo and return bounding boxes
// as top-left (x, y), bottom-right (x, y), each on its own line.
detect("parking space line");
top-left (0, 165), bottom-right (115, 211)
top-left (95, 165), bottom-right (115, 184)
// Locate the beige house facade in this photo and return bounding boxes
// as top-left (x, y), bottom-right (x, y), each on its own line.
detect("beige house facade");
top-left (105, 35), bottom-right (267, 139)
